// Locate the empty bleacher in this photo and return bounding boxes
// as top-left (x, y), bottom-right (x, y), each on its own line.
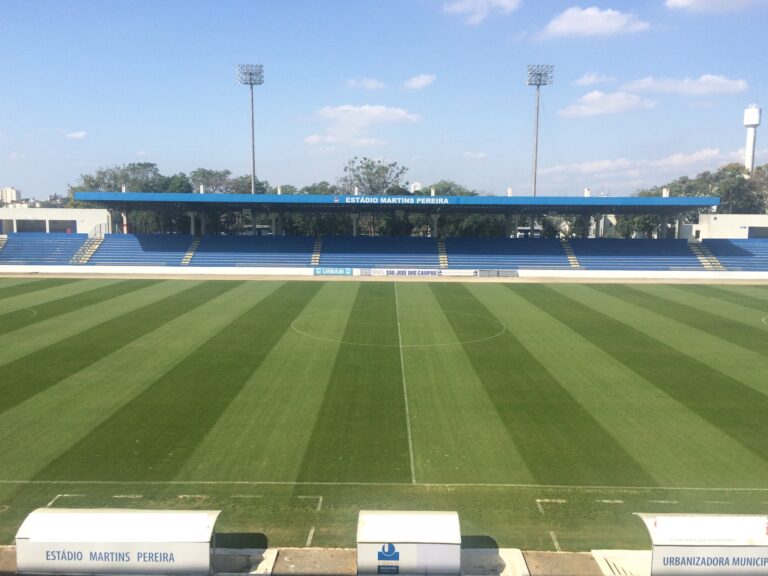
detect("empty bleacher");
top-left (702, 239), bottom-right (768, 271)
top-left (444, 238), bottom-right (571, 269)
top-left (87, 234), bottom-right (193, 266)
top-left (319, 236), bottom-right (439, 268)
top-left (0, 233), bottom-right (87, 265)
top-left (569, 239), bottom-right (703, 270)
top-left (189, 235), bottom-right (314, 267)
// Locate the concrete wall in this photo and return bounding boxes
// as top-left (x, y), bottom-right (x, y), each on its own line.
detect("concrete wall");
top-left (683, 213), bottom-right (768, 240)
top-left (0, 207), bottom-right (111, 236)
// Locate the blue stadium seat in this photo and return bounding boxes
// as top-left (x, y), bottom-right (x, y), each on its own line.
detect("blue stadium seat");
top-left (88, 234), bottom-right (193, 266)
top-left (0, 233), bottom-right (87, 265)
top-left (319, 236), bottom-right (439, 268)
top-left (190, 236), bottom-right (314, 267)
top-left (569, 239), bottom-right (703, 271)
top-left (702, 239), bottom-right (768, 271)
top-left (444, 238), bottom-right (570, 269)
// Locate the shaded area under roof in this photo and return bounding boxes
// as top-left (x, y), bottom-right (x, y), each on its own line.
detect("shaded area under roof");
top-left (74, 192), bottom-right (720, 216)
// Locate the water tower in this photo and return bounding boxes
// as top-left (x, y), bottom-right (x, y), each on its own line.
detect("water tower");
top-left (744, 104), bottom-right (761, 173)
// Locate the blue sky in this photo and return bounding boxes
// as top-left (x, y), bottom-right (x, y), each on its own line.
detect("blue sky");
top-left (1, 0), bottom-right (766, 198)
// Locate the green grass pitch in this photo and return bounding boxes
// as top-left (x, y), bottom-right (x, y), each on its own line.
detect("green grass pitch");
top-left (0, 277), bottom-right (767, 550)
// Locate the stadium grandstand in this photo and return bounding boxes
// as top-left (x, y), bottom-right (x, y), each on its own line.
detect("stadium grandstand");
top-left (1, 191), bottom-right (768, 273)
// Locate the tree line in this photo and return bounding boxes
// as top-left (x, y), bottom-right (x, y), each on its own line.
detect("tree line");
top-left (68, 158), bottom-right (768, 238)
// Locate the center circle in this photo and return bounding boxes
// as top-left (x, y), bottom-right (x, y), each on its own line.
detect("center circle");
top-left (291, 309), bottom-right (506, 348)
top-left (762, 314), bottom-right (768, 327)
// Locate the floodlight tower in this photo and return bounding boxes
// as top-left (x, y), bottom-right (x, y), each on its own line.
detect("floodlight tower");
top-left (744, 104), bottom-right (761, 174)
top-left (527, 65), bottom-right (554, 197)
top-left (237, 64), bottom-right (264, 194)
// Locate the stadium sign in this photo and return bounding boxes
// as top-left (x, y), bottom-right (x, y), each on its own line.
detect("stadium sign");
top-left (16, 508), bottom-right (220, 575)
top-left (637, 514), bottom-right (768, 575)
top-left (356, 510), bottom-right (461, 576)
top-left (314, 267), bottom-right (353, 276)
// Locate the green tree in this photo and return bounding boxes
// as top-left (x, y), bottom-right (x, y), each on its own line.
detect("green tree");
top-left (189, 168), bottom-right (232, 194)
top-left (338, 157), bottom-right (408, 195)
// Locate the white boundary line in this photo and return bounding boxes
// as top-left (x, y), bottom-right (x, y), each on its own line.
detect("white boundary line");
top-left (305, 527), bottom-right (315, 547)
top-left (46, 494), bottom-right (84, 507)
top-left (549, 531), bottom-right (561, 552)
top-left (3, 479), bottom-right (768, 492)
top-left (297, 495), bottom-right (323, 511)
top-left (394, 283), bottom-right (417, 485)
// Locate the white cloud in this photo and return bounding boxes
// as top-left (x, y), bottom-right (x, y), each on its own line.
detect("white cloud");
top-left (464, 152), bottom-right (488, 160)
top-left (346, 77), bottom-right (386, 90)
top-left (403, 74), bottom-right (436, 90)
top-left (559, 91), bottom-right (655, 118)
top-left (305, 104), bottom-right (420, 148)
top-left (136, 150), bottom-right (148, 157)
top-left (443, 0), bottom-right (521, 25)
top-left (542, 148), bottom-right (727, 179)
top-left (574, 72), bottom-right (616, 86)
top-left (541, 6), bottom-right (650, 38)
top-left (622, 74), bottom-right (747, 95)
top-left (665, 0), bottom-right (755, 12)
top-left (65, 131), bottom-right (88, 140)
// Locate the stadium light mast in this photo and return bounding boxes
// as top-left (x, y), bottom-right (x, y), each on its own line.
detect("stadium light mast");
top-left (527, 64), bottom-right (554, 197)
top-left (237, 64), bottom-right (264, 195)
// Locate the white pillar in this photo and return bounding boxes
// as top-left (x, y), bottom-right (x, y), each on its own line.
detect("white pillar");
top-left (12, 219), bottom-right (17, 233)
top-left (45, 219), bottom-right (50, 233)
top-left (121, 212), bottom-right (128, 234)
top-left (431, 214), bottom-right (439, 238)
top-left (189, 213), bottom-right (196, 236)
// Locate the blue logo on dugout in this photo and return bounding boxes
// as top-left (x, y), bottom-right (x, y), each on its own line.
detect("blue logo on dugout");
top-left (378, 543), bottom-right (399, 574)
top-left (378, 543), bottom-right (399, 561)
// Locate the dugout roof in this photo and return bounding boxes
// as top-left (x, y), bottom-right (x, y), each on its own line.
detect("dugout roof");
top-left (75, 191), bottom-right (719, 216)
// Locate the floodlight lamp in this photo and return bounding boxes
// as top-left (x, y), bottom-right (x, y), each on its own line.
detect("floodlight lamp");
top-left (237, 64), bottom-right (264, 86)
top-left (527, 64), bottom-right (554, 87)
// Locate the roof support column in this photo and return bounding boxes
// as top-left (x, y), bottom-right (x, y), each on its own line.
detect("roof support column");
top-left (352, 213), bottom-right (358, 237)
top-left (121, 211), bottom-right (128, 234)
top-left (431, 214), bottom-right (439, 238)
top-left (189, 212), bottom-right (196, 236)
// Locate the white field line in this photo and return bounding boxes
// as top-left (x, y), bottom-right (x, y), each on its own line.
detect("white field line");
top-left (305, 527), bottom-right (315, 547)
top-left (549, 531), bottom-right (561, 552)
top-left (178, 494), bottom-right (207, 499)
top-left (3, 479), bottom-right (768, 492)
top-left (598, 499), bottom-right (624, 504)
top-left (297, 495), bottom-right (323, 511)
top-left (649, 500), bottom-right (679, 504)
top-left (112, 494), bottom-right (143, 499)
top-left (535, 498), bottom-right (566, 515)
top-left (394, 283), bottom-right (417, 485)
top-left (232, 495), bottom-right (262, 499)
top-left (46, 494), bottom-right (84, 507)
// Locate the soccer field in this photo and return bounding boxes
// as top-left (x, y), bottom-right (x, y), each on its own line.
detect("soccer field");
top-left (1, 277), bottom-right (767, 551)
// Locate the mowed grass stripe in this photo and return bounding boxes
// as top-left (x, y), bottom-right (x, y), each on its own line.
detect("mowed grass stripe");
top-left (0, 281), bottom-right (201, 367)
top-left (0, 280), bottom-right (159, 336)
top-left (675, 284), bottom-right (768, 312)
top-left (0, 278), bottom-right (79, 300)
top-left (472, 284), bottom-right (768, 488)
top-left (36, 282), bottom-right (322, 481)
top-left (515, 284), bottom-right (768, 464)
top-left (0, 280), bottom-right (240, 416)
top-left (591, 285), bottom-right (768, 359)
top-left (0, 282), bottom-right (282, 480)
top-left (431, 283), bottom-right (654, 487)
top-left (297, 283), bottom-right (411, 483)
top-left (396, 283), bottom-right (535, 484)
top-left (560, 285), bottom-right (768, 398)
top-left (179, 282), bottom-right (359, 481)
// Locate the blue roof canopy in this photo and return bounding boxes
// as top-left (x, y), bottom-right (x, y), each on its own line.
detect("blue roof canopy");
top-left (75, 192), bottom-right (719, 215)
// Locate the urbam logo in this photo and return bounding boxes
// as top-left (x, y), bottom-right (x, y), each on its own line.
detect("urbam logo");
top-left (377, 543), bottom-right (399, 574)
